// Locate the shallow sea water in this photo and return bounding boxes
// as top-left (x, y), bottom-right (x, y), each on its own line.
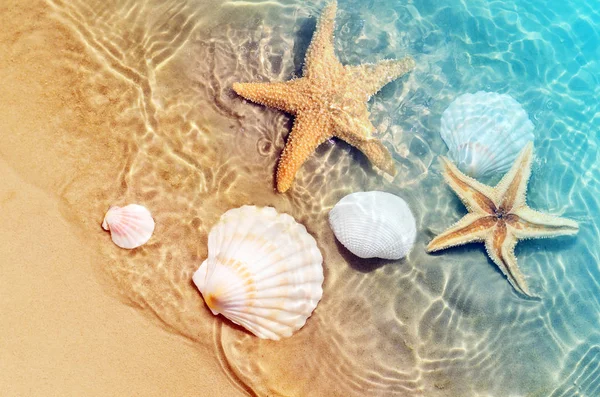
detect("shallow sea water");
top-left (1, 0), bottom-right (599, 395)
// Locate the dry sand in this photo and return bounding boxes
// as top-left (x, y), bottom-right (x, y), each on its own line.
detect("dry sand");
top-left (0, 157), bottom-right (242, 396)
top-left (0, 1), bottom-right (243, 393)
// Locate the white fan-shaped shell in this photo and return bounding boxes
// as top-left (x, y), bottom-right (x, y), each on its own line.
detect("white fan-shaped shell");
top-left (193, 206), bottom-right (324, 341)
top-left (440, 91), bottom-right (535, 178)
top-left (329, 191), bottom-right (416, 260)
top-left (102, 204), bottom-right (155, 249)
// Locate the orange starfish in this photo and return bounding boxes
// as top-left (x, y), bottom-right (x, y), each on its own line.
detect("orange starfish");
top-left (233, 0), bottom-right (415, 192)
top-left (426, 142), bottom-right (579, 298)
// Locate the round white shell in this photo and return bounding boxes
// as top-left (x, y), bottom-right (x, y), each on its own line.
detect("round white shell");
top-left (329, 191), bottom-right (416, 260)
top-left (193, 206), bottom-right (324, 341)
top-left (102, 204), bottom-right (155, 249)
top-left (440, 91), bottom-right (535, 179)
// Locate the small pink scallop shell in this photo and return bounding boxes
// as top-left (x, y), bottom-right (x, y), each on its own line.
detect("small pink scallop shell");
top-left (102, 204), bottom-right (155, 249)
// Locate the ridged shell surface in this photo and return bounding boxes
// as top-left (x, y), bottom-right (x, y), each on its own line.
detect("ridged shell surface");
top-left (102, 204), bottom-right (155, 249)
top-left (329, 191), bottom-right (416, 260)
top-left (440, 91), bottom-right (534, 179)
top-left (192, 206), bottom-right (324, 341)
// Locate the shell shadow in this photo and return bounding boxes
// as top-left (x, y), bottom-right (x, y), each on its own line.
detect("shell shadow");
top-left (334, 238), bottom-right (394, 273)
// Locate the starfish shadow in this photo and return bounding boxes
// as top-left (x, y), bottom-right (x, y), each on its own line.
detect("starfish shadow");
top-left (334, 139), bottom-right (382, 176)
top-left (426, 244), bottom-right (550, 301)
top-left (292, 17), bottom-right (317, 76)
top-left (518, 234), bottom-right (580, 253)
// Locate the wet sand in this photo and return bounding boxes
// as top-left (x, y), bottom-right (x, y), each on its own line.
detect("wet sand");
top-left (0, 1), bottom-right (241, 394)
top-left (0, 157), bottom-right (243, 396)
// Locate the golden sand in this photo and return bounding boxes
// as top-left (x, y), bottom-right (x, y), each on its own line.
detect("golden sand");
top-left (0, 1), bottom-right (242, 395)
top-left (0, 157), bottom-right (244, 396)
top-left (0, 0), bottom-right (471, 395)
top-left (0, 0), bottom-right (415, 394)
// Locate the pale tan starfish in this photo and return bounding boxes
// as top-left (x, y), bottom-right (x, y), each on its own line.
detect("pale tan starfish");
top-left (426, 142), bottom-right (579, 298)
top-left (233, 0), bottom-right (415, 193)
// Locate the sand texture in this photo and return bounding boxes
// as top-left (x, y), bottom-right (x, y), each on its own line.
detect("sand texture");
top-left (0, 0), bottom-right (597, 396)
top-left (0, 157), bottom-right (243, 396)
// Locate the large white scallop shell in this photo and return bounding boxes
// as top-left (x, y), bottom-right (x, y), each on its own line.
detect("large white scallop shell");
top-left (192, 206), bottom-right (324, 341)
top-left (329, 191), bottom-right (416, 260)
top-left (440, 91), bottom-right (534, 179)
top-left (102, 204), bottom-right (155, 249)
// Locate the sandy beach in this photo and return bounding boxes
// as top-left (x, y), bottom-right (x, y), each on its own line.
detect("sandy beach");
top-left (0, 1), bottom-right (241, 394)
top-left (0, 159), bottom-right (244, 396)
top-left (1, 0), bottom-right (597, 395)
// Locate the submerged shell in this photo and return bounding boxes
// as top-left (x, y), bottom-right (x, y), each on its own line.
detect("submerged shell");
top-left (102, 204), bottom-right (155, 249)
top-left (329, 191), bottom-right (416, 260)
top-left (440, 91), bottom-right (534, 179)
top-left (193, 206), bottom-right (323, 341)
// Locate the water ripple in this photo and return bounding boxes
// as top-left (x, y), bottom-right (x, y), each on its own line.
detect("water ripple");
top-left (11, 0), bottom-right (600, 395)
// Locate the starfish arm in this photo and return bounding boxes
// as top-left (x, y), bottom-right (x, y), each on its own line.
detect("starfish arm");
top-left (508, 207), bottom-right (579, 239)
top-left (484, 222), bottom-right (535, 297)
top-left (344, 57), bottom-right (416, 101)
top-left (303, 1), bottom-right (342, 79)
top-left (496, 141), bottom-right (534, 212)
top-left (332, 115), bottom-right (396, 175)
top-left (276, 112), bottom-right (332, 192)
top-left (351, 138), bottom-right (396, 176)
top-left (232, 80), bottom-right (306, 114)
top-left (426, 213), bottom-right (496, 252)
top-left (440, 156), bottom-right (498, 215)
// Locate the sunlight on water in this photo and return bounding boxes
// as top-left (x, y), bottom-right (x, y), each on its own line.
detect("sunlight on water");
top-left (0, 0), bottom-right (598, 395)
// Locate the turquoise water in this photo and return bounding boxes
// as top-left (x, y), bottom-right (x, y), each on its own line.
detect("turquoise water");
top-left (377, 0), bottom-right (600, 394)
top-left (376, 0), bottom-right (599, 395)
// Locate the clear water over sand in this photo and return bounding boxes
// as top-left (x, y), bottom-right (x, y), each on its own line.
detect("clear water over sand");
top-left (0, 0), bottom-right (598, 395)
